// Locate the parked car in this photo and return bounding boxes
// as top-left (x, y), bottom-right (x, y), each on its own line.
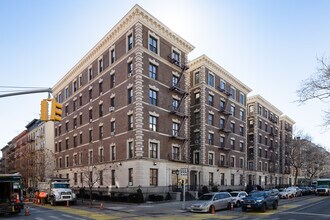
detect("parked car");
top-left (315, 185), bottom-right (330, 196)
top-left (230, 191), bottom-right (248, 207)
top-left (278, 188), bottom-right (295, 199)
top-left (242, 191), bottom-right (279, 212)
top-left (190, 192), bottom-right (233, 213)
top-left (287, 186), bottom-right (302, 197)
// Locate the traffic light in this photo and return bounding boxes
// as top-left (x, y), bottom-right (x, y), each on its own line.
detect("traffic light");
top-left (50, 99), bottom-right (62, 122)
top-left (40, 99), bottom-right (48, 121)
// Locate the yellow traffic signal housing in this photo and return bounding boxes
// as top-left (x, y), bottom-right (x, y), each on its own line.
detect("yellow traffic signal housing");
top-left (50, 99), bottom-right (62, 122)
top-left (40, 99), bottom-right (48, 121)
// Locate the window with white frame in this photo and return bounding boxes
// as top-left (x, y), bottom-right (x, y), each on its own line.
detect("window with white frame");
top-left (98, 57), bottom-right (103, 73)
top-left (149, 115), bottom-right (158, 131)
top-left (111, 145), bottom-right (116, 161)
top-left (172, 122), bottom-right (179, 136)
top-left (230, 86), bottom-right (236, 100)
top-left (208, 152), bottom-right (214, 165)
top-left (173, 146), bottom-right (180, 160)
top-left (194, 72), bottom-right (200, 85)
top-left (128, 141), bottom-right (134, 159)
top-left (149, 142), bottom-right (158, 159)
top-left (208, 72), bottom-right (215, 87)
top-left (149, 35), bottom-right (158, 54)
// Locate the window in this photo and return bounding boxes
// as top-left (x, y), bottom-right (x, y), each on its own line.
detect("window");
top-left (194, 132), bottom-right (200, 144)
top-left (195, 112), bottom-right (200, 124)
top-left (79, 133), bottom-right (82, 144)
top-left (98, 57), bottom-right (103, 73)
top-left (79, 75), bottom-right (82, 87)
top-left (172, 75), bottom-right (179, 87)
top-left (88, 67), bottom-right (93, 81)
top-left (258, 134), bottom-right (262, 143)
top-left (194, 152), bottom-right (200, 164)
top-left (65, 138), bottom-right (69, 149)
top-left (220, 100), bottom-right (226, 111)
top-left (79, 114), bottom-right (82, 125)
top-left (99, 126), bottom-right (103, 139)
top-left (172, 99), bottom-right (179, 111)
top-left (172, 122), bottom-right (179, 136)
top-left (220, 80), bottom-right (226, 91)
top-left (149, 115), bottom-right (158, 131)
top-left (128, 168), bottom-right (133, 185)
top-left (99, 81), bottom-right (103, 95)
top-left (111, 145), bottom-right (116, 161)
top-left (195, 92), bottom-right (200, 104)
top-left (208, 133), bottom-right (214, 145)
top-left (239, 142), bottom-right (244, 152)
top-left (89, 109), bottom-right (93, 122)
top-left (74, 173), bottom-right (77, 185)
top-left (220, 173), bottom-right (225, 185)
top-left (209, 172), bottom-right (214, 186)
top-left (231, 174), bottom-right (235, 186)
top-left (220, 155), bottom-right (225, 166)
top-left (65, 87), bottom-right (69, 99)
top-left (89, 89), bottom-right (92, 101)
top-left (230, 157), bottom-right (235, 167)
top-left (173, 146), bottom-right (180, 160)
top-left (149, 35), bottom-right (158, 53)
top-left (111, 121), bottom-right (115, 133)
top-left (230, 105), bottom-right (235, 116)
top-left (239, 126), bottom-right (244, 136)
top-left (128, 62), bottom-right (133, 76)
top-left (220, 118), bottom-right (225, 129)
top-left (239, 92), bottom-right (245, 105)
top-left (240, 158), bottom-right (244, 168)
top-left (89, 129), bottom-right (93, 142)
top-left (172, 50), bottom-right (180, 65)
top-left (99, 103), bottom-right (103, 117)
top-left (208, 94), bottom-right (214, 106)
top-left (73, 136), bottom-right (77, 147)
top-left (240, 110), bottom-right (245, 121)
top-left (220, 136), bottom-right (225, 148)
top-left (73, 100), bottom-right (77, 111)
top-left (230, 139), bottom-right (235, 149)
top-left (230, 86), bottom-right (236, 100)
top-left (150, 169), bottom-right (158, 186)
top-left (265, 150), bottom-right (268, 159)
top-left (88, 150), bottom-right (93, 164)
top-left (150, 142), bottom-right (158, 159)
top-left (99, 170), bottom-right (103, 185)
top-left (258, 148), bottom-right (262, 157)
top-left (65, 122), bottom-right (69, 132)
top-left (128, 115), bottom-right (133, 130)
top-left (110, 74), bottom-right (115, 88)
top-left (111, 170), bottom-right (115, 185)
top-left (128, 33), bottom-right (133, 50)
top-left (99, 148), bottom-right (104, 162)
top-left (208, 153), bottom-right (214, 165)
top-left (65, 155), bottom-right (69, 167)
top-left (149, 63), bottom-right (157, 79)
top-left (79, 96), bottom-right (82, 106)
top-left (110, 97), bottom-right (115, 107)
top-left (110, 48), bottom-right (115, 64)
top-left (128, 88), bottom-right (133, 104)
top-left (194, 72), bottom-right (200, 85)
top-left (265, 123), bottom-right (268, 132)
top-left (128, 141), bottom-right (134, 158)
top-left (230, 122), bottom-right (235, 133)
top-left (149, 89), bottom-right (158, 105)
top-left (208, 114), bottom-right (214, 125)
top-left (73, 80), bottom-right (77, 93)
top-left (208, 73), bottom-right (215, 87)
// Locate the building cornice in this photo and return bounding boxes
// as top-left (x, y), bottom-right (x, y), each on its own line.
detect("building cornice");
top-left (53, 4), bottom-right (194, 94)
top-left (280, 114), bottom-right (296, 125)
top-left (247, 95), bottom-right (283, 116)
top-left (189, 54), bottom-right (252, 94)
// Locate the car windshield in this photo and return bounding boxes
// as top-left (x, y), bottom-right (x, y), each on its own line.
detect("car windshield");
top-left (198, 194), bottom-right (213, 201)
top-left (318, 185), bottom-right (328, 188)
top-left (249, 192), bottom-right (266, 197)
top-left (230, 192), bottom-right (239, 197)
top-left (53, 183), bottom-right (69, 188)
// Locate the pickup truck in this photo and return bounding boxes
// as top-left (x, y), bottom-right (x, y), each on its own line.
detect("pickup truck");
top-left (315, 185), bottom-right (330, 196)
top-left (242, 190), bottom-right (279, 212)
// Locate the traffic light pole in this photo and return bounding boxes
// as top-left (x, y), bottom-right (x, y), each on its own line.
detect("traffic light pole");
top-left (0, 88), bottom-right (52, 98)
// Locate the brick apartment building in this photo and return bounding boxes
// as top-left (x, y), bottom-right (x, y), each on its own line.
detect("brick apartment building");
top-left (52, 4), bottom-right (194, 192)
top-left (188, 55), bottom-right (252, 190)
top-left (246, 95), bottom-right (295, 188)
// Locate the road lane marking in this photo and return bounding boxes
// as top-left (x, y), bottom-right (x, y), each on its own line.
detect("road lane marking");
top-left (280, 211), bottom-right (330, 218)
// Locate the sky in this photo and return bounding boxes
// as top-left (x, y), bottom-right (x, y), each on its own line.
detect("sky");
top-left (1, 0), bottom-right (330, 156)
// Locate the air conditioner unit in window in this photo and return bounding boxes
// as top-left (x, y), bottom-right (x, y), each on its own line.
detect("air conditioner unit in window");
top-left (128, 182), bottom-right (133, 186)
top-left (109, 107), bottom-right (115, 112)
top-left (111, 132), bottom-right (115, 136)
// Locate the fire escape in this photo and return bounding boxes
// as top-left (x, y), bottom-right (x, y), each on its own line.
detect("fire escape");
top-left (168, 53), bottom-right (189, 142)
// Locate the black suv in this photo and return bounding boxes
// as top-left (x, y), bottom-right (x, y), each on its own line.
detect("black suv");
top-left (242, 190), bottom-right (279, 212)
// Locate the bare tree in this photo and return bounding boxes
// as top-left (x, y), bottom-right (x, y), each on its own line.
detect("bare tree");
top-left (301, 143), bottom-right (327, 180)
top-left (297, 57), bottom-right (330, 127)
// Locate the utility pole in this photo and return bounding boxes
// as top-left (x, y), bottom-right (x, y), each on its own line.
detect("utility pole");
top-left (0, 88), bottom-right (52, 98)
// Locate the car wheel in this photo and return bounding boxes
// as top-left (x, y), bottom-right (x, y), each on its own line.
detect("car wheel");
top-left (236, 201), bottom-right (241, 207)
top-left (227, 202), bottom-right (232, 210)
top-left (242, 206), bottom-right (247, 212)
top-left (50, 199), bottom-right (56, 206)
top-left (273, 201), bottom-right (278, 210)
top-left (261, 203), bottom-right (266, 212)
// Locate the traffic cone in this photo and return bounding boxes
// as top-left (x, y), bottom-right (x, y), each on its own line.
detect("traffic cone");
top-left (100, 203), bottom-right (104, 210)
top-left (25, 207), bottom-right (30, 216)
top-left (66, 201), bottom-right (70, 207)
top-left (38, 199), bottom-right (40, 205)
top-left (211, 205), bottom-right (215, 214)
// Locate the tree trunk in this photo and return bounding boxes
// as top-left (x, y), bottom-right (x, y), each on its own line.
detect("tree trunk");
top-left (89, 187), bottom-right (93, 208)
top-left (294, 167), bottom-right (299, 185)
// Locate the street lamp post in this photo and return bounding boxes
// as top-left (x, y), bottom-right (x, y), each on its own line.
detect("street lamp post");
top-left (176, 169), bottom-right (179, 191)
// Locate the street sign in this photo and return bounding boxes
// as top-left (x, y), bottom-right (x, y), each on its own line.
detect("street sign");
top-left (180, 168), bottom-right (188, 176)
